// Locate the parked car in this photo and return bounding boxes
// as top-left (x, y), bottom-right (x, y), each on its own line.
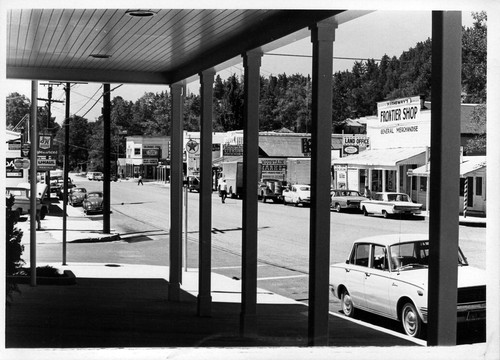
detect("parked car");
top-left (282, 184), bottom-right (310, 206)
top-left (360, 192), bottom-right (422, 218)
top-left (330, 189), bottom-right (366, 212)
top-left (82, 191), bottom-right (104, 214)
top-left (258, 179), bottom-right (285, 203)
top-left (52, 177), bottom-right (76, 199)
top-left (187, 176), bottom-right (200, 192)
top-left (329, 234), bottom-right (486, 338)
top-left (68, 187), bottom-right (87, 206)
top-left (87, 172), bottom-right (103, 181)
top-left (6, 183), bottom-right (49, 220)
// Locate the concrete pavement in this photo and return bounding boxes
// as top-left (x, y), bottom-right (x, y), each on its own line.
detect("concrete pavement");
top-left (6, 197), bottom-right (488, 358)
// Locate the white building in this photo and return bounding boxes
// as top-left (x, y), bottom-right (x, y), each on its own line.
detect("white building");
top-left (332, 96), bottom-right (486, 214)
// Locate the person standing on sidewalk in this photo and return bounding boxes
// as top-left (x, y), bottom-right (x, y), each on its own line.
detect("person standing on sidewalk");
top-left (138, 174), bottom-right (144, 186)
top-left (219, 179), bottom-right (228, 203)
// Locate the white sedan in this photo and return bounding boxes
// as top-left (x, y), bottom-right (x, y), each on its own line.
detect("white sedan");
top-left (329, 234), bottom-right (486, 338)
top-left (282, 184), bottom-right (310, 206)
top-left (360, 192), bottom-right (422, 218)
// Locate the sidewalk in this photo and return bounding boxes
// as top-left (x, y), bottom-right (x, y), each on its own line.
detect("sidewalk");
top-left (17, 201), bottom-right (120, 245)
top-left (7, 199), bottom-right (488, 358)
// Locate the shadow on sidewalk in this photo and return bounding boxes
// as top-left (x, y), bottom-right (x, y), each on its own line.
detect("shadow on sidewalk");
top-left (6, 277), bottom-right (416, 348)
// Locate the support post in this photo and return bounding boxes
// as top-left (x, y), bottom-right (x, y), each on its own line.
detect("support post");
top-left (198, 69), bottom-right (216, 317)
top-left (240, 50), bottom-right (262, 337)
top-left (62, 83), bottom-right (70, 265)
top-left (427, 11), bottom-right (462, 346)
top-left (169, 82), bottom-right (184, 301)
top-left (30, 81), bottom-right (38, 287)
top-left (308, 18), bottom-right (336, 346)
top-left (102, 84), bottom-right (111, 234)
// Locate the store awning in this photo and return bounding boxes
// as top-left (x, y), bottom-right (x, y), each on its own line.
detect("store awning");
top-left (332, 147), bottom-right (427, 168)
top-left (410, 156), bottom-right (486, 177)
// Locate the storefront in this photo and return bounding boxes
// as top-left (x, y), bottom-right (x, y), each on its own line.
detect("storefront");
top-left (333, 96), bottom-right (430, 199)
top-left (409, 156), bottom-right (486, 214)
top-left (124, 136), bottom-right (169, 180)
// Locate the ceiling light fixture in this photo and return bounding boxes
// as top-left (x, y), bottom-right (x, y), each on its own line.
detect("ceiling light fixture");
top-left (89, 54), bottom-right (111, 59)
top-left (126, 9), bottom-right (156, 17)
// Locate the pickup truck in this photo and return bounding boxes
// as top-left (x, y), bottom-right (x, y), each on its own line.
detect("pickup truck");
top-left (258, 179), bottom-right (286, 203)
top-left (6, 183), bottom-right (49, 220)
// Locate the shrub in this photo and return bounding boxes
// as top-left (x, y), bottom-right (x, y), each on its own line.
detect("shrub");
top-left (6, 195), bottom-right (25, 305)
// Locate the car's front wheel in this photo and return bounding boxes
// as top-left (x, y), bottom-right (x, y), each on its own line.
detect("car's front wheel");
top-left (362, 206), bottom-right (369, 216)
top-left (334, 203), bottom-right (342, 213)
top-left (401, 302), bottom-right (422, 338)
top-left (341, 290), bottom-right (355, 317)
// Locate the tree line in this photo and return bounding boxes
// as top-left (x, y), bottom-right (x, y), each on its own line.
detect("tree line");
top-left (6, 12), bottom-right (486, 172)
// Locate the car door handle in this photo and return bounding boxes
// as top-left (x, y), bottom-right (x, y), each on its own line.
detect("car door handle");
top-left (365, 272), bottom-right (371, 277)
top-left (345, 268), bottom-right (350, 273)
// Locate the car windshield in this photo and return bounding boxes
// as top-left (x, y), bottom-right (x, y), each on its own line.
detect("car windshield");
top-left (389, 240), bottom-right (468, 271)
top-left (299, 186), bottom-right (310, 191)
top-left (387, 193), bottom-right (410, 202)
top-left (346, 191), bottom-right (360, 196)
top-left (88, 193), bottom-right (102, 198)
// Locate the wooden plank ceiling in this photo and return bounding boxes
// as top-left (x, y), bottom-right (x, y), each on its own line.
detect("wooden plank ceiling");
top-left (6, 8), bottom-right (360, 85)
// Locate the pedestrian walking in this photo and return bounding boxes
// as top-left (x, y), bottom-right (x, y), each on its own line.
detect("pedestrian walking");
top-left (138, 174), bottom-right (143, 186)
top-left (219, 179), bottom-right (228, 203)
top-left (364, 186), bottom-right (371, 199)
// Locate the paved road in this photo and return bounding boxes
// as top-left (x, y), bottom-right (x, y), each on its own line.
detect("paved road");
top-left (32, 174), bottom-right (486, 341)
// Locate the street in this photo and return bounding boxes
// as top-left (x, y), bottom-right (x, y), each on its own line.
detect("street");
top-left (28, 174), bottom-right (486, 340)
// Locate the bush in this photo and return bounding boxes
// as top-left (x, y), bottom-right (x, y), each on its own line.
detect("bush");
top-left (6, 195), bottom-right (25, 304)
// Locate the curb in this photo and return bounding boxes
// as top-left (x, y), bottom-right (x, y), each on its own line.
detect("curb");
top-left (69, 233), bottom-right (121, 243)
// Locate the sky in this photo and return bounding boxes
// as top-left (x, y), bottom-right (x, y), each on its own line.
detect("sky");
top-left (2, 6), bottom-right (479, 126)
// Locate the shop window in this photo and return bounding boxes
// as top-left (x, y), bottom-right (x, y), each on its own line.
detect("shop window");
top-left (420, 177), bottom-right (427, 192)
top-left (459, 178), bottom-right (465, 196)
top-left (476, 177), bottom-right (483, 196)
top-left (134, 148), bottom-right (141, 155)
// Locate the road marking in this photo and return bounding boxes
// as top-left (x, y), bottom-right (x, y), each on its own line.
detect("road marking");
top-left (212, 265), bottom-right (269, 270)
top-left (328, 311), bottom-right (427, 346)
top-left (257, 274), bottom-right (308, 281)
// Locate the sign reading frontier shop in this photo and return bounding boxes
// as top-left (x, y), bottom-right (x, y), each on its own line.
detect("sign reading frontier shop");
top-left (371, 96), bottom-right (429, 149)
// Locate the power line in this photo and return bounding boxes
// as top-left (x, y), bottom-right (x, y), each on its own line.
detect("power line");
top-left (75, 84), bottom-right (123, 119)
top-left (74, 85), bottom-right (103, 115)
top-left (265, 52), bottom-right (383, 62)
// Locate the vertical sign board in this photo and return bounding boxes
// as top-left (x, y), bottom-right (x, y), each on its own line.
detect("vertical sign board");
top-left (37, 134), bottom-right (58, 171)
top-left (185, 139), bottom-right (200, 175)
top-left (333, 164), bottom-right (348, 189)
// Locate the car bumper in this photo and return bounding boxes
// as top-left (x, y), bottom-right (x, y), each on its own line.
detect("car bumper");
top-left (392, 208), bottom-right (421, 215)
top-left (85, 206), bottom-right (103, 213)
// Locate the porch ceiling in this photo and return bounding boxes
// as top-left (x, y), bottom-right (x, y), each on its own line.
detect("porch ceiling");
top-left (6, 8), bottom-right (369, 85)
